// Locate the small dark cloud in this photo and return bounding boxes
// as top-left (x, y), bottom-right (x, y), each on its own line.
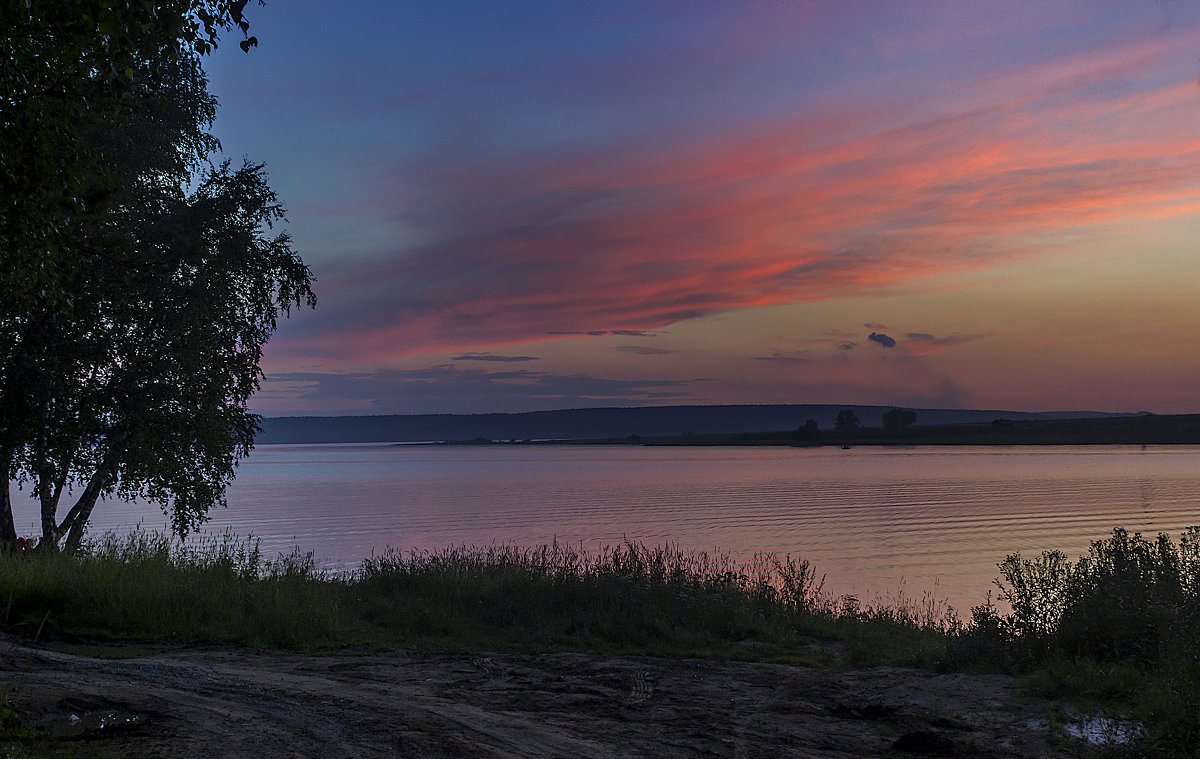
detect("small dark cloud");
top-left (868, 332), bottom-right (897, 348)
top-left (451, 352), bottom-right (540, 363)
top-left (615, 345), bottom-right (674, 355)
top-left (838, 342), bottom-right (856, 351)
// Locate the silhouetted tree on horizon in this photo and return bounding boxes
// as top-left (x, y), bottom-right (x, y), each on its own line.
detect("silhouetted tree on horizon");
top-left (793, 419), bottom-right (820, 441)
top-left (835, 410), bottom-right (860, 433)
top-left (883, 408), bottom-right (917, 433)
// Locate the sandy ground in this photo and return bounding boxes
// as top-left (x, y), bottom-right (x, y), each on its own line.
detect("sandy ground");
top-left (0, 637), bottom-right (1074, 757)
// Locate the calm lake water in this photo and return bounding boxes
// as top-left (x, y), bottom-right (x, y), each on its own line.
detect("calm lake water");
top-left (11, 444), bottom-right (1200, 611)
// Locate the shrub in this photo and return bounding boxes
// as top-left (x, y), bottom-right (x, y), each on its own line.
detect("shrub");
top-left (958, 526), bottom-right (1200, 754)
top-left (991, 528), bottom-right (1200, 664)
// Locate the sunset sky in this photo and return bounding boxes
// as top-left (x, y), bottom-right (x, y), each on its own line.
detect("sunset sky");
top-left (204, 1), bottom-right (1200, 417)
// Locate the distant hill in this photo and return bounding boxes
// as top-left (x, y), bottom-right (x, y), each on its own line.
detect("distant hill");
top-left (254, 405), bottom-right (1125, 445)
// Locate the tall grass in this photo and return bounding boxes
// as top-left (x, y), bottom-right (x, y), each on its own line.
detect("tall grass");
top-left (0, 530), bottom-right (345, 648)
top-left (0, 529), bottom-right (951, 665)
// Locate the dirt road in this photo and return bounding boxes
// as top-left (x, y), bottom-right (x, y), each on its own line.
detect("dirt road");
top-left (0, 638), bottom-right (1070, 757)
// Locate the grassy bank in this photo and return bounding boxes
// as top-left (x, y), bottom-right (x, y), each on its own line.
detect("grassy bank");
top-left (2, 527), bottom-right (1200, 754)
top-left (0, 530), bottom-right (950, 665)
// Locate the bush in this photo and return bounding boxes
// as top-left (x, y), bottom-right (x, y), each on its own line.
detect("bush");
top-left (991, 527), bottom-right (1200, 664)
top-left (956, 526), bottom-right (1200, 753)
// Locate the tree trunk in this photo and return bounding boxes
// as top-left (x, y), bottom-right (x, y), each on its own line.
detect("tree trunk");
top-left (59, 465), bottom-right (111, 554)
top-left (0, 446), bottom-right (16, 547)
top-left (37, 473), bottom-right (59, 551)
top-left (34, 389), bottom-right (58, 550)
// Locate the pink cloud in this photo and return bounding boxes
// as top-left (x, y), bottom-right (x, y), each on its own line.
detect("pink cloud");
top-left (267, 23), bottom-right (1200, 368)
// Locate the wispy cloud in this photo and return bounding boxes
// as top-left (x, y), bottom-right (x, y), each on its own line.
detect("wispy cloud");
top-left (752, 351), bottom-right (814, 367)
top-left (451, 353), bottom-right (540, 362)
top-left (902, 332), bottom-right (993, 356)
top-left (254, 366), bottom-right (700, 415)
top-left (615, 345), bottom-right (674, 355)
top-left (547, 330), bottom-right (655, 337)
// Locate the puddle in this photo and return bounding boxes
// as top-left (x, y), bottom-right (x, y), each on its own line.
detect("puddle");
top-left (1063, 715), bottom-right (1139, 745)
top-left (1026, 714), bottom-right (1140, 747)
top-left (40, 710), bottom-right (147, 739)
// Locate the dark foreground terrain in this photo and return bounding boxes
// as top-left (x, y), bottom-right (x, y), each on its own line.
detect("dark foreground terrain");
top-left (0, 638), bottom-right (1074, 758)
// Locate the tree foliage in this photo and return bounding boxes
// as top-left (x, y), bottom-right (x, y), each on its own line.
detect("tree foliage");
top-left (792, 419), bottom-right (819, 441)
top-left (1, 2), bottom-right (312, 551)
top-left (834, 410), bottom-right (860, 433)
top-left (1, 1), bottom-right (260, 309)
top-left (882, 408), bottom-right (917, 432)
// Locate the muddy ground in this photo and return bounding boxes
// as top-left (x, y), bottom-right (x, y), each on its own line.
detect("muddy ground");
top-left (0, 637), bottom-right (1080, 757)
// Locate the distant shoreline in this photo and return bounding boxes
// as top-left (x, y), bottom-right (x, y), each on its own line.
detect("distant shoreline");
top-left (430, 412), bottom-right (1200, 447)
top-left (255, 403), bottom-right (1141, 445)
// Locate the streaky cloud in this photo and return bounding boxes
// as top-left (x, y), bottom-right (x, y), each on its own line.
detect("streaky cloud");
top-left (902, 331), bottom-right (993, 356)
top-left (451, 353), bottom-right (540, 362)
top-left (256, 366), bottom-right (700, 416)
top-left (546, 329), bottom-right (655, 337)
top-left (753, 352), bottom-right (814, 366)
top-left (615, 346), bottom-right (674, 355)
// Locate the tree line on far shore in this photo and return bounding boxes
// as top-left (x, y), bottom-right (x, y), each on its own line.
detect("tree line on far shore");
top-left (790, 408), bottom-right (916, 441)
